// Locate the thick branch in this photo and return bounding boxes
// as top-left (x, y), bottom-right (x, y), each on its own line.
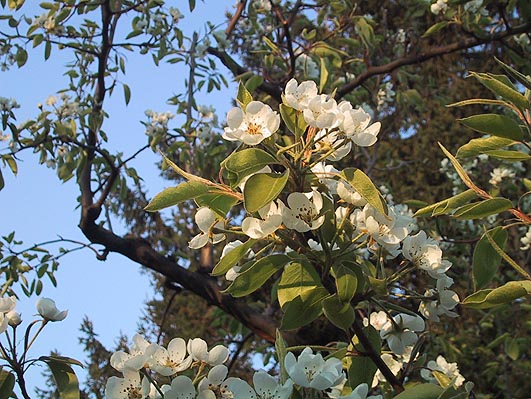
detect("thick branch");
top-left (337, 22), bottom-right (531, 99)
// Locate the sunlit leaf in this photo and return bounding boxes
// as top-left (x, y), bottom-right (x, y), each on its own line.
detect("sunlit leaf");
top-left (462, 280), bottom-right (531, 309)
top-left (340, 168), bottom-right (387, 215)
top-left (212, 239), bottom-right (257, 276)
top-left (452, 198), bottom-right (512, 220)
top-left (459, 114), bottom-right (523, 141)
top-left (473, 227), bottom-right (508, 289)
top-left (243, 171), bottom-right (289, 213)
top-left (145, 181), bottom-right (210, 211)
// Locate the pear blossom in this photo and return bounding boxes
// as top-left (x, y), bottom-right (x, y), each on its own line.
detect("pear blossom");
top-left (110, 334), bottom-right (154, 372)
top-left (283, 79), bottom-right (319, 111)
top-left (223, 101), bottom-right (280, 145)
top-left (351, 205), bottom-right (411, 257)
top-left (0, 296), bottom-right (16, 333)
top-left (105, 370), bottom-right (151, 399)
top-left (35, 297), bottom-right (68, 322)
top-left (303, 94), bottom-right (341, 129)
top-left (421, 355), bottom-right (465, 387)
top-left (520, 227), bottom-right (531, 250)
top-left (419, 279), bottom-right (459, 322)
top-left (189, 207), bottom-right (226, 249)
top-left (380, 313), bottom-right (425, 355)
top-left (329, 382), bottom-right (382, 399)
top-left (150, 338), bottom-right (192, 376)
top-left (198, 364), bottom-right (232, 398)
top-left (489, 167), bottom-right (514, 186)
top-left (220, 240), bottom-right (255, 281)
top-left (227, 371), bottom-right (293, 399)
top-left (6, 310), bottom-right (21, 326)
top-left (371, 354), bottom-right (402, 388)
top-left (296, 53), bottom-right (319, 79)
top-left (337, 102), bottom-right (380, 147)
top-left (163, 375), bottom-right (201, 399)
top-left (284, 347), bottom-right (345, 390)
top-left (364, 311), bottom-right (389, 331)
top-left (311, 162), bottom-right (339, 194)
top-left (187, 338), bottom-right (229, 366)
top-left (314, 130), bottom-right (352, 161)
top-left (401, 231), bottom-right (452, 279)
top-left (242, 200), bottom-right (284, 239)
top-left (337, 180), bottom-right (367, 206)
top-left (430, 0), bottom-right (448, 14)
top-left (282, 191), bottom-right (325, 233)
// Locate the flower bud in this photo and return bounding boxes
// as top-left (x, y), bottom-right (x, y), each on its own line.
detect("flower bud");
top-left (36, 298), bottom-right (68, 322)
top-left (6, 310), bottom-right (21, 326)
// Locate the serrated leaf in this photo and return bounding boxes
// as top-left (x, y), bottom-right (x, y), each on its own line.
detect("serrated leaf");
top-left (212, 239), bottom-right (257, 276)
top-left (322, 294), bottom-right (354, 330)
top-left (279, 104), bottom-right (307, 140)
top-left (243, 171), bottom-right (289, 213)
top-left (222, 148), bottom-right (278, 187)
top-left (456, 136), bottom-right (514, 158)
top-left (461, 280), bottom-right (531, 309)
top-left (44, 359), bottom-right (80, 399)
top-left (236, 81), bottom-right (253, 110)
top-left (333, 264), bottom-right (358, 302)
top-left (225, 254), bottom-right (290, 297)
top-left (340, 168), bottom-right (387, 215)
top-left (278, 261), bottom-right (323, 308)
top-left (469, 71), bottom-right (529, 112)
top-left (473, 227), bottom-right (508, 289)
top-left (452, 198), bottom-right (513, 220)
top-left (459, 114), bottom-right (523, 141)
top-left (280, 287), bottom-right (328, 330)
top-left (0, 369), bottom-right (15, 399)
top-left (145, 181), bottom-right (210, 211)
top-left (422, 21), bottom-right (449, 38)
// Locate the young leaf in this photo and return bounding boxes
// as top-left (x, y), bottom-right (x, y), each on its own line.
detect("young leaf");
top-left (279, 104), bottom-right (307, 140)
top-left (494, 57), bottom-right (531, 92)
top-left (456, 136), bottom-right (514, 158)
top-left (415, 189), bottom-right (477, 217)
top-left (145, 181), bottom-right (210, 211)
top-left (195, 191), bottom-right (239, 217)
top-left (222, 148), bottom-right (278, 187)
top-left (277, 261), bottom-right (323, 308)
top-left (243, 171), bottom-right (289, 213)
top-left (473, 227), bottom-right (508, 289)
top-left (469, 71), bottom-right (529, 112)
top-left (461, 280), bottom-right (531, 309)
top-left (452, 198), bottom-right (513, 220)
top-left (44, 359), bottom-right (80, 399)
top-left (225, 254), bottom-right (290, 297)
top-left (123, 83), bottom-right (131, 105)
top-left (236, 81), bottom-right (253, 110)
top-left (458, 114), bottom-right (523, 141)
top-left (333, 264), bottom-right (358, 302)
top-left (340, 168), bottom-right (387, 215)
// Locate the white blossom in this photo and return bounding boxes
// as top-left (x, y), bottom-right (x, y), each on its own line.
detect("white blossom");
top-left (303, 94), bottom-right (341, 129)
top-left (430, 0), bottom-right (448, 15)
top-left (110, 334), bottom-right (154, 372)
top-left (520, 227), bottom-right (531, 250)
top-left (372, 354), bottom-right (401, 388)
top-left (311, 162), bottom-right (339, 194)
top-left (402, 231), bottom-right (451, 278)
top-left (150, 338), bottom-right (192, 376)
top-left (105, 370), bottom-right (151, 399)
top-left (198, 364), bottom-right (232, 398)
top-left (284, 347), bottom-right (345, 390)
top-left (223, 101), bottom-right (280, 145)
top-left (337, 102), bottom-right (380, 147)
top-left (283, 79), bottom-right (319, 111)
top-left (421, 355), bottom-right (465, 387)
top-left (187, 338), bottom-right (229, 366)
top-left (242, 200), bottom-right (284, 239)
top-left (227, 371), bottom-right (293, 399)
top-left (35, 298), bottom-right (68, 322)
top-left (282, 191), bottom-right (325, 232)
top-left (419, 279), bottom-right (459, 322)
top-left (314, 130), bottom-right (352, 161)
top-left (189, 207), bottom-right (226, 249)
top-left (380, 313), bottom-right (425, 355)
top-left (489, 167), bottom-right (515, 186)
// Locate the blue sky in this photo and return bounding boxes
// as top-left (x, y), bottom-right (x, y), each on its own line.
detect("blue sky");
top-left (1, 0), bottom-right (235, 393)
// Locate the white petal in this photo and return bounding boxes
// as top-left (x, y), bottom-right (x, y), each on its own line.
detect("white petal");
top-left (208, 345), bottom-right (229, 365)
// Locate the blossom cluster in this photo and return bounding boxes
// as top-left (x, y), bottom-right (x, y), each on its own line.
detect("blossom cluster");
top-left (106, 335), bottom-right (382, 399)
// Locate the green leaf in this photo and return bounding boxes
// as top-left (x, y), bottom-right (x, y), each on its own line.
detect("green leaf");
top-left (469, 71), bottom-right (529, 112)
top-left (322, 294), bottom-right (354, 330)
top-left (225, 254), bottom-right (290, 297)
top-left (319, 57), bottom-right (328, 91)
top-left (145, 181), bottom-right (210, 211)
top-left (356, 17), bottom-right (375, 49)
top-left (452, 198), bottom-right (513, 220)
top-left (0, 369), bottom-right (15, 399)
top-left (473, 227), bottom-right (508, 289)
top-left (15, 47), bottom-right (27, 67)
top-left (484, 150), bottom-right (531, 161)
top-left (494, 57), bottom-right (531, 92)
top-left (447, 98), bottom-right (511, 108)
top-left (461, 280), bottom-right (531, 309)
top-left (438, 143), bottom-right (485, 195)
top-left (504, 337), bottom-right (519, 361)
top-left (236, 81), bottom-right (253, 110)
top-left (278, 261), bottom-right (323, 308)
top-left (245, 74), bottom-right (264, 93)
top-left (279, 104), bottom-right (308, 140)
top-left (39, 355), bottom-right (85, 368)
top-left (243, 171), bottom-right (289, 213)
top-left (422, 21), bottom-right (449, 38)
top-left (44, 40), bottom-right (51, 60)
top-left (333, 264), bottom-right (358, 302)
top-left (392, 383), bottom-right (444, 399)
top-left (44, 358), bottom-right (80, 399)
top-left (340, 168), bottom-right (387, 215)
top-left (456, 136), bottom-right (514, 158)
top-left (123, 83), bottom-right (131, 105)
top-left (280, 287), bottom-right (328, 330)
top-left (188, 0), bottom-right (195, 12)
top-left (0, 169), bottom-right (4, 192)
top-left (222, 148), bottom-right (278, 187)
top-left (459, 114), bottom-right (523, 141)
top-left (212, 239), bottom-right (257, 276)
top-left (195, 191), bottom-right (238, 217)
top-left (415, 189), bottom-right (477, 217)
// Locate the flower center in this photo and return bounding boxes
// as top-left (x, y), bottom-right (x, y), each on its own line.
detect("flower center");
top-left (246, 122), bottom-right (262, 135)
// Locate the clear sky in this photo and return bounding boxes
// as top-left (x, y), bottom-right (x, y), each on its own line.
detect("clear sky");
top-left (1, 0), bottom-right (235, 394)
